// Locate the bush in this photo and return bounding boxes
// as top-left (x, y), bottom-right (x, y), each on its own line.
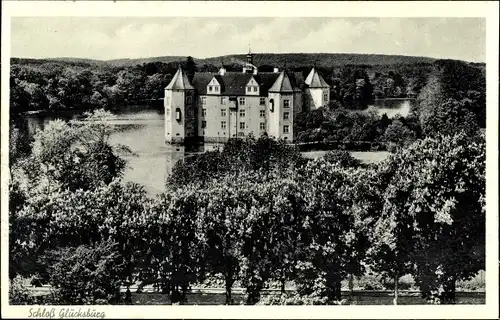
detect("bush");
top-left (9, 275), bottom-right (37, 305)
top-left (323, 150), bottom-right (361, 168)
top-left (355, 274), bottom-right (385, 290)
top-left (457, 271), bottom-right (485, 291)
top-left (47, 241), bottom-right (124, 304)
top-left (257, 292), bottom-right (330, 305)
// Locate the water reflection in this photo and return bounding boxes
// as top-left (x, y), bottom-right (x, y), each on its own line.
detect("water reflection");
top-left (367, 99), bottom-right (415, 118)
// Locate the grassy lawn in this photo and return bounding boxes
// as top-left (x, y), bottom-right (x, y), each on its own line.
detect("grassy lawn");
top-left (302, 151), bottom-right (391, 164)
top-left (130, 291), bottom-right (485, 305)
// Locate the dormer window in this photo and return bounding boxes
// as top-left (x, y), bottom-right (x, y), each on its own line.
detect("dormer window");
top-left (247, 87), bottom-right (252, 93)
top-left (253, 87), bottom-right (257, 92)
top-left (207, 77), bottom-right (221, 95)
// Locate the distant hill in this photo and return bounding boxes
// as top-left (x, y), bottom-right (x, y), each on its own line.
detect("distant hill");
top-left (103, 53), bottom-right (438, 68)
top-left (106, 56), bottom-right (188, 67)
top-left (12, 53), bottom-right (441, 69)
top-left (13, 54), bottom-right (484, 74)
top-left (199, 53), bottom-right (437, 68)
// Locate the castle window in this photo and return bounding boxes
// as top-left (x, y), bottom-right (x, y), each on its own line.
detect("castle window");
top-left (186, 96), bottom-right (192, 104)
top-left (260, 97), bottom-right (266, 105)
top-left (238, 132), bottom-right (245, 137)
top-left (283, 99), bottom-right (290, 108)
top-left (202, 121), bottom-right (207, 129)
top-left (324, 93), bottom-right (328, 101)
top-left (202, 108), bottom-right (207, 117)
top-left (201, 97), bottom-right (206, 105)
top-left (239, 97), bottom-right (245, 105)
top-left (215, 86), bottom-right (219, 93)
top-left (221, 121), bottom-right (227, 130)
top-left (240, 122), bottom-right (245, 130)
top-left (283, 125), bottom-right (289, 133)
top-left (187, 109), bottom-right (193, 118)
top-left (239, 109), bottom-right (245, 118)
top-left (260, 110), bottom-right (265, 118)
top-left (259, 122), bottom-right (265, 131)
top-left (166, 97), bottom-right (170, 106)
top-left (166, 108), bottom-right (170, 116)
top-left (175, 108), bottom-right (181, 121)
top-left (221, 97), bottom-right (226, 104)
top-left (221, 109), bottom-right (226, 117)
top-left (209, 86), bottom-right (213, 92)
top-left (283, 112), bottom-right (289, 120)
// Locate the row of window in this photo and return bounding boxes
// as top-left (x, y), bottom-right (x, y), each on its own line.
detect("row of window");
top-left (169, 107), bottom-right (291, 120)
top-left (200, 97), bottom-right (289, 106)
top-left (246, 86), bottom-right (258, 93)
top-left (201, 109), bottom-right (290, 119)
top-left (196, 120), bottom-right (291, 135)
top-left (168, 96), bottom-right (293, 107)
top-left (201, 122), bottom-right (289, 133)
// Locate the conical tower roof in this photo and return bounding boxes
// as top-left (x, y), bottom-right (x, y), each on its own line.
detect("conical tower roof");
top-left (305, 68), bottom-right (330, 88)
top-left (165, 67), bottom-right (194, 90)
top-left (268, 71), bottom-right (296, 93)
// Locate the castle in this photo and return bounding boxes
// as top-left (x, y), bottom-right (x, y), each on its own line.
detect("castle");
top-left (164, 51), bottom-right (330, 144)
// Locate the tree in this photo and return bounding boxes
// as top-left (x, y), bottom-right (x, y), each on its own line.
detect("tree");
top-left (196, 182), bottom-right (244, 304)
top-left (167, 136), bottom-right (305, 189)
top-left (371, 132), bottom-right (485, 304)
top-left (419, 98), bottom-right (480, 138)
top-left (292, 159), bottom-right (364, 303)
top-left (22, 109), bottom-right (131, 191)
top-left (47, 240), bottom-right (125, 304)
top-left (381, 119), bottom-right (417, 151)
top-left (183, 56), bottom-right (197, 83)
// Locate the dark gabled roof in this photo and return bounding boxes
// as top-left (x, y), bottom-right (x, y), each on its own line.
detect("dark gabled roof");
top-left (191, 72), bottom-right (215, 94)
top-left (192, 71), bottom-right (301, 96)
top-left (165, 67), bottom-right (194, 90)
top-left (288, 72), bottom-right (306, 92)
top-left (253, 73), bottom-right (281, 95)
top-left (220, 73), bottom-right (255, 96)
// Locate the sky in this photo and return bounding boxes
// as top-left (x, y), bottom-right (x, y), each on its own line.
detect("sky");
top-left (11, 17), bottom-right (486, 62)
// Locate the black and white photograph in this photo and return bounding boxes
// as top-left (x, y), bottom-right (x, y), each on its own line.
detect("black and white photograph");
top-left (1, 1), bottom-right (498, 319)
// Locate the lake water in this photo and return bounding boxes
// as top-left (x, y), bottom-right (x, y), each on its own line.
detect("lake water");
top-left (367, 99), bottom-right (415, 118)
top-left (22, 100), bottom-right (410, 196)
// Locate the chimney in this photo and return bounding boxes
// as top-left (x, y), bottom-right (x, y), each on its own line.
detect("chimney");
top-left (273, 67), bottom-right (279, 73)
top-left (219, 67), bottom-right (226, 76)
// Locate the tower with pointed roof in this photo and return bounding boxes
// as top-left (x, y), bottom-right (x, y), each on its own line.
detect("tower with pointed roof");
top-left (267, 71), bottom-right (301, 141)
top-left (164, 67), bottom-right (196, 143)
top-left (304, 68), bottom-right (330, 109)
